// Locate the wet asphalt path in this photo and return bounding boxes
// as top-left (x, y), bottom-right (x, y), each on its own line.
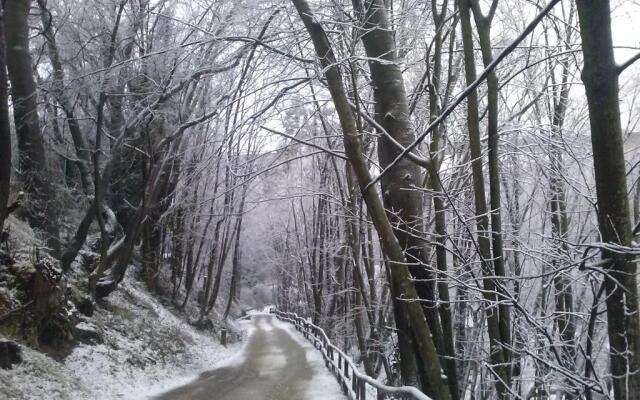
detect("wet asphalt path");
top-left (153, 314), bottom-right (342, 400)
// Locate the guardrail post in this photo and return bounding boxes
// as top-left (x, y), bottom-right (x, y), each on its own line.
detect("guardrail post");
top-left (220, 328), bottom-right (227, 346)
top-left (377, 387), bottom-right (385, 400)
top-left (358, 380), bottom-right (366, 400)
top-left (313, 327), bottom-right (318, 348)
top-left (330, 349), bottom-right (335, 373)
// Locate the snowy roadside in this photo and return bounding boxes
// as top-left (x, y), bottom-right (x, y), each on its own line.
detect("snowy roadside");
top-left (0, 272), bottom-right (242, 400)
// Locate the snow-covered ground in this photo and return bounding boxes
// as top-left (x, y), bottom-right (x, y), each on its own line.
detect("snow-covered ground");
top-left (0, 272), bottom-right (241, 400)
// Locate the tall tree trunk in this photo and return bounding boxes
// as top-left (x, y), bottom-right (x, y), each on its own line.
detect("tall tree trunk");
top-left (545, 26), bottom-right (577, 395)
top-left (0, 9), bottom-right (11, 235)
top-left (142, 153), bottom-right (179, 292)
top-left (576, 2), bottom-right (640, 399)
top-left (469, 0), bottom-right (512, 370)
top-left (426, 3), bottom-right (459, 396)
top-left (224, 179), bottom-right (249, 319)
top-left (170, 208), bottom-right (185, 300)
top-left (353, 0), bottom-right (456, 391)
top-left (5, 0), bottom-right (60, 257)
top-left (291, 1), bottom-right (451, 397)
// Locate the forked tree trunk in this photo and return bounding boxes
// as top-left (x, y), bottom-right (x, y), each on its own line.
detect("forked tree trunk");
top-left (458, 0), bottom-right (510, 395)
top-left (469, 0), bottom-right (512, 371)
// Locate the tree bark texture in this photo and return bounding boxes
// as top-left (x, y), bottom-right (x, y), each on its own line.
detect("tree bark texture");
top-left (5, 0), bottom-right (60, 257)
top-left (576, 1), bottom-right (640, 398)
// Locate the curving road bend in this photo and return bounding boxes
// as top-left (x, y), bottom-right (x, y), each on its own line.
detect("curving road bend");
top-left (153, 314), bottom-right (346, 400)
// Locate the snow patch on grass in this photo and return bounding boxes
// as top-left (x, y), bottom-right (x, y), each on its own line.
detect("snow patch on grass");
top-left (0, 345), bottom-right (85, 400)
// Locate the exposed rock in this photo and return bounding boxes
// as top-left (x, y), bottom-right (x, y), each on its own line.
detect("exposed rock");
top-left (0, 339), bottom-right (22, 369)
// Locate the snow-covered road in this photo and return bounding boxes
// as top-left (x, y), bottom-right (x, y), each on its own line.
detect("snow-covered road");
top-left (153, 314), bottom-right (347, 400)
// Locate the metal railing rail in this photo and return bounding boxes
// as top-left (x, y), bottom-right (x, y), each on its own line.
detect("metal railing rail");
top-left (271, 309), bottom-right (433, 400)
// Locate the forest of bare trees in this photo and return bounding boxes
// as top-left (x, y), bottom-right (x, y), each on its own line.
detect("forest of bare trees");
top-left (2, 0), bottom-right (640, 399)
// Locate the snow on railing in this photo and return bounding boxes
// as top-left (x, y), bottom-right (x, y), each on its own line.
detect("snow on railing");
top-left (271, 309), bottom-right (433, 400)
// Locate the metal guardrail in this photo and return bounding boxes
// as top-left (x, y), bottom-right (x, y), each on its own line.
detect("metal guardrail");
top-left (271, 309), bottom-right (432, 400)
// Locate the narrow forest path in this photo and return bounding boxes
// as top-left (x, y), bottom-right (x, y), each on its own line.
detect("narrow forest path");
top-left (153, 314), bottom-right (347, 400)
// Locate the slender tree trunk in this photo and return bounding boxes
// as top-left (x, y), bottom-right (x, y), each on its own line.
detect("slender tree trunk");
top-left (170, 208), bottom-right (185, 300)
top-left (427, 3), bottom-right (459, 396)
top-left (545, 35), bottom-right (577, 396)
top-left (224, 211), bottom-right (243, 319)
top-left (346, 167), bottom-right (376, 376)
top-left (469, 1), bottom-right (512, 371)
top-left (0, 9), bottom-right (11, 235)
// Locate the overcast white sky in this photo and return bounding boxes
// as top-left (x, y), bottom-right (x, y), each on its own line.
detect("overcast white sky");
top-left (612, 1), bottom-right (640, 63)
